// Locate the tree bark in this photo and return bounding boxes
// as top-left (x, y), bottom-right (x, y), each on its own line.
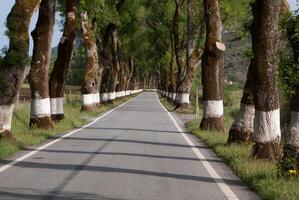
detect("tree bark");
top-left (168, 32), bottom-right (176, 102)
top-left (200, 0), bottom-right (225, 131)
top-left (227, 59), bottom-right (255, 144)
top-left (127, 56), bottom-right (135, 95)
top-left (28, 0), bottom-right (55, 129)
top-left (283, 12), bottom-right (299, 170)
top-left (80, 11), bottom-right (100, 111)
top-left (176, 0), bottom-right (202, 109)
top-left (49, 0), bottom-right (79, 122)
top-left (250, 0), bottom-right (282, 161)
top-left (173, 0), bottom-right (186, 105)
top-left (107, 24), bottom-right (119, 102)
top-left (0, 0), bottom-right (41, 139)
top-left (99, 24), bottom-right (113, 103)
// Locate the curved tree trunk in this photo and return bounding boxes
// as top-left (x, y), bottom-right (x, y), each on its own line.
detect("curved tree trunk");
top-left (250, 0), bottom-right (282, 161)
top-left (176, 0), bottom-right (201, 109)
top-left (200, 0), bottom-right (225, 131)
top-left (0, 0), bottom-right (41, 140)
top-left (227, 59), bottom-right (255, 144)
top-left (80, 11), bottom-right (100, 111)
top-left (49, 0), bottom-right (79, 122)
top-left (28, 0), bottom-right (55, 129)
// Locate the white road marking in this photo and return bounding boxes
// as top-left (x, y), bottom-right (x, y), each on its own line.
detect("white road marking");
top-left (0, 94), bottom-right (141, 173)
top-left (157, 95), bottom-right (239, 200)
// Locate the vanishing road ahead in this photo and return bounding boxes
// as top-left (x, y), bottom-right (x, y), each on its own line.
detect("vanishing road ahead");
top-left (0, 92), bottom-right (259, 200)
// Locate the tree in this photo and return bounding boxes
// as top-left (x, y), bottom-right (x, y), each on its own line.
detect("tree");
top-left (280, 9), bottom-right (299, 173)
top-left (49, 0), bottom-right (80, 122)
top-left (28, 0), bottom-right (55, 129)
top-left (80, 11), bottom-right (100, 111)
top-left (172, 0), bottom-right (187, 106)
top-left (250, 0), bottom-right (282, 161)
top-left (227, 59), bottom-right (255, 144)
top-left (200, 0), bottom-right (225, 131)
top-left (0, 0), bottom-right (41, 139)
top-left (175, 0), bottom-right (204, 109)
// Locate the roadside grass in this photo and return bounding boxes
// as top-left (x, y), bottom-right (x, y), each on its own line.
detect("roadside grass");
top-left (159, 86), bottom-right (299, 200)
top-left (0, 96), bottom-right (135, 160)
top-left (158, 96), bottom-right (195, 114)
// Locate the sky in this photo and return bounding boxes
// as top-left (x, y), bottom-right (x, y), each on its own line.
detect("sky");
top-left (0, 0), bottom-right (63, 55)
top-left (0, 0), bottom-right (298, 54)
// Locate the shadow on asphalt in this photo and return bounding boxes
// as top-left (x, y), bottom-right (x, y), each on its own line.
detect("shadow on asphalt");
top-left (60, 137), bottom-right (208, 149)
top-left (12, 161), bottom-right (245, 187)
top-left (0, 188), bottom-right (126, 200)
top-left (23, 149), bottom-right (223, 163)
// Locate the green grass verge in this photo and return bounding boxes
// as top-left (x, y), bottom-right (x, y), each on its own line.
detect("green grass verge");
top-left (0, 96), bottom-right (135, 160)
top-left (159, 86), bottom-right (299, 200)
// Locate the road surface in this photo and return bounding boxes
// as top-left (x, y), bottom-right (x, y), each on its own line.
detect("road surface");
top-left (0, 92), bottom-right (259, 200)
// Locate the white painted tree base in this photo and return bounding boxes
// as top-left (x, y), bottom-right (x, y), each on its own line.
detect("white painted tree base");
top-left (286, 112), bottom-right (299, 148)
top-left (0, 104), bottom-right (15, 132)
top-left (175, 93), bottom-right (190, 104)
top-left (231, 104), bottom-right (255, 132)
top-left (203, 100), bottom-right (223, 118)
top-left (30, 98), bottom-right (51, 118)
top-left (50, 98), bottom-right (64, 115)
top-left (254, 109), bottom-right (281, 143)
top-left (93, 93), bottom-right (100, 104)
top-left (107, 92), bottom-right (116, 101)
top-left (82, 94), bottom-right (94, 106)
top-left (101, 93), bottom-right (108, 102)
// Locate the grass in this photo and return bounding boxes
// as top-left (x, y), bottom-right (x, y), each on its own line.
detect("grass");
top-left (159, 96), bottom-right (195, 114)
top-left (0, 96), bottom-right (135, 160)
top-left (160, 86), bottom-right (299, 200)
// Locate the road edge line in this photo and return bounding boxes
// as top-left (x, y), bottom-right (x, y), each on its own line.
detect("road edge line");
top-left (157, 94), bottom-right (239, 200)
top-left (0, 93), bottom-right (143, 173)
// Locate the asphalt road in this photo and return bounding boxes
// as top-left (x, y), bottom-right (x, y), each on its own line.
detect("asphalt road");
top-left (0, 92), bottom-right (259, 200)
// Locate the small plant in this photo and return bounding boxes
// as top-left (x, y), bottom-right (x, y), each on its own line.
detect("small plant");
top-left (279, 145), bottom-right (299, 178)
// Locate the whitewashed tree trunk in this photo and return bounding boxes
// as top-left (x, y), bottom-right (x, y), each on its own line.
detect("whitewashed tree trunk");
top-left (228, 60), bottom-right (255, 144)
top-left (0, 0), bottom-right (41, 139)
top-left (250, 0), bottom-right (282, 161)
top-left (29, 0), bottom-right (55, 129)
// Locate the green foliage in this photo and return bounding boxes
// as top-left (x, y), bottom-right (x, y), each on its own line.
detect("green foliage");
top-left (279, 11), bottom-right (299, 97)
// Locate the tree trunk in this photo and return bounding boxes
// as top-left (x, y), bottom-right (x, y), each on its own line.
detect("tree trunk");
top-left (107, 25), bottom-right (119, 102)
top-left (49, 0), bottom-right (79, 122)
top-left (80, 11), bottom-right (100, 111)
top-left (169, 32), bottom-right (176, 103)
top-left (284, 87), bottom-right (299, 170)
top-left (227, 59), bottom-right (255, 144)
top-left (250, 0), bottom-right (282, 161)
top-left (28, 0), bottom-right (55, 129)
top-left (126, 56), bottom-right (135, 96)
top-left (99, 25), bottom-right (113, 103)
top-left (119, 62), bottom-right (128, 98)
top-left (173, 0), bottom-right (186, 105)
top-left (0, 0), bottom-right (41, 139)
top-left (282, 11), bottom-right (299, 171)
top-left (200, 0), bottom-right (225, 131)
top-left (176, 0), bottom-right (201, 109)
